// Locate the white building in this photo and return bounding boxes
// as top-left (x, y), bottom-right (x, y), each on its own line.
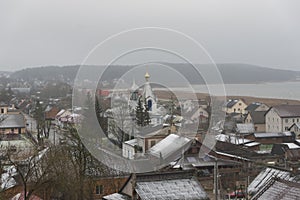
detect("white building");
top-left (265, 105), bottom-right (300, 132)
top-left (122, 139), bottom-right (138, 160)
top-left (223, 99), bottom-right (248, 114)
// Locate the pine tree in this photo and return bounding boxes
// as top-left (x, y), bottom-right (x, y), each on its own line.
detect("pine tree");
top-left (135, 97), bottom-right (151, 127)
top-left (136, 97), bottom-right (145, 126)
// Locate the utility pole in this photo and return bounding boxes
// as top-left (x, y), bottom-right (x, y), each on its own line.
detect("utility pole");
top-left (214, 157), bottom-right (219, 200)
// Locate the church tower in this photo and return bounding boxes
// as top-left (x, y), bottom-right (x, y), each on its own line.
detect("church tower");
top-left (142, 71), bottom-right (157, 113)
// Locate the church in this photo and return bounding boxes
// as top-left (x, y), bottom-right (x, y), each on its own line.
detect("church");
top-left (128, 71), bottom-right (164, 126)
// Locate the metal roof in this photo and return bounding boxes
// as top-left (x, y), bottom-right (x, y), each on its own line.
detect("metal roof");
top-left (271, 105), bottom-right (300, 118)
top-left (148, 134), bottom-right (191, 159)
top-left (248, 167), bottom-right (296, 195)
top-left (135, 177), bottom-right (208, 200)
top-left (236, 123), bottom-right (255, 134)
top-left (254, 132), bottom-right (293, 138)
top-left (0, 114), bottom-right (25, 129)
top-left (253, 178), bottom-right (300, 200)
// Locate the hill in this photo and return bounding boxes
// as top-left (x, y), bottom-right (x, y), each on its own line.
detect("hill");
top-left (10, 63), bottom-right (300, 85)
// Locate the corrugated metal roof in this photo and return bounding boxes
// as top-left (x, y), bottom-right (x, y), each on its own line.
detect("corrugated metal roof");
top-left (135, 177), bottom-right (208, 200)
top-left (254, 179), bottom-right (300, 200)
top-left (248, 167), bottom-right (295, 195)
top-left (148, 134), bottom-right (191, 159)
top-left (0, 114), bottom-right (25, 128)
top-left (236, 123), bottom-right (255, 134)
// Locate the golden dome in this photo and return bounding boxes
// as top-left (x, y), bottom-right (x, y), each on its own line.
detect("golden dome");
top-left (145, 71), bottom-right (150, 80)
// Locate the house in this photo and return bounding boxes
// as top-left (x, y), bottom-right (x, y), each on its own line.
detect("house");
top-left (0, 102), bottom-right (9, 114)
top-left (265, 105), bottom-right (300, 132)
top-left (148, 134), bottom-right (192, 163)
top-left (271, 142), bottom-right (300, 161)
top-left (0, 114), bottom-right (26, 135)
top-left (245, 102), bottom-right (269, 113)
top-left (55, 109), bottom-right (81, 128)
top-left (118, 171), bottom-right (209, 200)
top-left (248, 167), bottom-right (297, 197)
top-left (250, 132), bottom-right (295, 144)
top-left (251, 178), bottom-right (300, 200)
top-left (244, 111), bottom-right (267, 132)
top-left (289, 122), bottom-right (300, 138)
top-left (44, 105), bottom-right (59, 121)
top-left (190, 107), bottom-right (209, 125)
top-left (223, 99), bottom-right (247, 114)
top-left (122, 139), bottom-right (138, 160)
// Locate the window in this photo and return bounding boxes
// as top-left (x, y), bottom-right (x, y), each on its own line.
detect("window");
top-left (285, 119), bottom-right (288, 123)
top-left (293, 119), bottom-right (295, 123)
top-left (239, 103), bottom-right (242, 106)
top-left (95, 185), bottom-right (103, 195)
top-left (150, 140), bottom-right (156, 147)
top-left (285, 126), bottom-right (289, 131)
top-left (297, 119), bottom-right (299, 122)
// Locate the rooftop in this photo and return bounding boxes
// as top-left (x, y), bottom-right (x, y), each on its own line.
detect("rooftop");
top-left (248, 167), bottom-right (296, 195)
top-left (135, 175), bottom-right (208, 200)
top-left (236, 123), bottom-right (255, 134)
top-left (148, 134), bottom-right (191, 159)
top-left (103, 193), bottom-right (130, 200)
top-left (252, 178), bottom-right (300, 200)
top-left (254, 132), bottom-right (293, 138)
top-left (0, 114), bottom-right (25, 129)
top-left (248, 111), bottom-right (267, 124)
top-left (271, 105), bottom-right (300, 118)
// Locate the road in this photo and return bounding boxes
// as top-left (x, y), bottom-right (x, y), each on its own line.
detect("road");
top-left (23, 113), bottom-right (62, 146)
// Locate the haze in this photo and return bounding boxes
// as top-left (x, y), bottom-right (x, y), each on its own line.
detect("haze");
top-left (1, 0), bottom-right (300, 71)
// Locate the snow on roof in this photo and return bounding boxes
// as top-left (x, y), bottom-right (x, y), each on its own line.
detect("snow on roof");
top-left (283, 143), bottom-right (300, 149)
top-left (248, 167), bottom-right (295, 195)
top-left (216, 134), bottom-right (252, 145)
top-left (215, 151), bottom-right (249, 161)
top-left (254, 132), bottom-right (293, 138)
top-left (1, 165), bottom-right (17, 190)
top-left (252, 179), bottom-right (300, 200)
top-left (135, 178), bottom-right (208, 200)
top-left (124, 139), bottom-right (138, 147)
top-left (244, 142), bottom-right (260, 147)
top-left (103, 193), bottom-right (129, 200)
top-left (56, 109), bottom-right (65, 117)
top-left (148, 134), bottom-right (191, 159)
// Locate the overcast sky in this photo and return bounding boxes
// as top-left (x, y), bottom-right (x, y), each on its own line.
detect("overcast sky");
top-left (1, 0), bottom-right (300, 71)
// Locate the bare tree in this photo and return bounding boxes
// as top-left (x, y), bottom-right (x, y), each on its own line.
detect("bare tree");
top-left (3, 147), bottom-right (53, 200)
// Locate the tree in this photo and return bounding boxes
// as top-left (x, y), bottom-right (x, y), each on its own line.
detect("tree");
top-left (135, 97), bottom-right (150, 127)
top-left (3, 147), bottom-right (54, 200)
top-left (95, 95), bottom-right (108, 134)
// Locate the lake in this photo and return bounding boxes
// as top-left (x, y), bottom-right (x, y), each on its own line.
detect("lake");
top-left (167, 81), bottom-right (300, 100)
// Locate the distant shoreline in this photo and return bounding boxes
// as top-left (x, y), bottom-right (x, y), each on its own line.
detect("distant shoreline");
top-left (155, 89), bottom-right (300, 106)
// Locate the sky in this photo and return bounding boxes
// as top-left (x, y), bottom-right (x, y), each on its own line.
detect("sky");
top-left (0, 0), bottom-right (300, 71)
